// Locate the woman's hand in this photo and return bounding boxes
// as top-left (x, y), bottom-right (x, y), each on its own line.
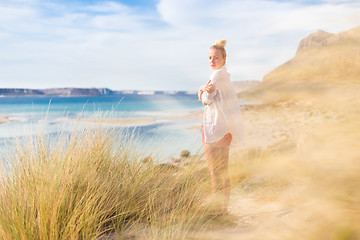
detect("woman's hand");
top-left (198, 80), bottom-right (215, 104)
top-left (205, 80), bottom-right (215, 93)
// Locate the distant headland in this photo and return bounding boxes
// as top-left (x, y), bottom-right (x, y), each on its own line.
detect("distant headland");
top-left (0, 81), bottom-right (260, 97)
top-left (0, 88), bottom-right (198, 97)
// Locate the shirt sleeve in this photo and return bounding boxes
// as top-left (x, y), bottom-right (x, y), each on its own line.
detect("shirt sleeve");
top-left (201, 90), bottom-right (217, 105)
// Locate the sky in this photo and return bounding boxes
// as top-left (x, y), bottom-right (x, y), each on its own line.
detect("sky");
top-left (0, 0), bottom-right (359, 91)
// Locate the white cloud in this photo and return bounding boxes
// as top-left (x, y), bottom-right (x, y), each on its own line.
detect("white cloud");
top-left (0, 0), bottom-right (360, 90)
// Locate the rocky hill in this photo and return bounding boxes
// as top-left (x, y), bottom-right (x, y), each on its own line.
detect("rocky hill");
top-left (244, 26), bottom-right (360, 102)
top-left (0, 88), bottom-right (112, 97)
top-left (296, 29), bottom-right (335, 53)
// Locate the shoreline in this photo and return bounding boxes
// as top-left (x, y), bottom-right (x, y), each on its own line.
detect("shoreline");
top-left (1, 101), bottom-right (337, 153)
top-left (60, 117), bottom-right (163, 127)
top-left (0, 116), bottom-right (13, 124)
top-left (58, 101), bottom-right (336, 151)
top-left (59, 111), bottom-right (203, 127)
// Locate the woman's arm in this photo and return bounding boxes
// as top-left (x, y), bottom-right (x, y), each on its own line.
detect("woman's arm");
top-left (201, 80), bottom-right (217, 105)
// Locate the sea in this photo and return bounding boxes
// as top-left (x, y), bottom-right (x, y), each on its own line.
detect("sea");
top-left (0, 93), bottom-right (253, 162)
top-left (0, 93), bottom-right (207, 162)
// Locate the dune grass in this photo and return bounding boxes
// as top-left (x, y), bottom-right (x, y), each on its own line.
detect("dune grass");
top-left (226, 93), bottom-right (360, 240)
top-left (0, 126), bottom-right (227, 239)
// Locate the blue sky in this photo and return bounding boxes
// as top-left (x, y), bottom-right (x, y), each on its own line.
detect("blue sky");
top-left (1, 0), bottom-right (359, 91)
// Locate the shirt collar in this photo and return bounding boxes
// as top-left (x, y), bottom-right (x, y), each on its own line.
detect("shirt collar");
top-left (214, 65), bottom-right (227, 72)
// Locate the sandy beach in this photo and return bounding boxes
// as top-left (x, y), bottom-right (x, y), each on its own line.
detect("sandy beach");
top-left (0, 116), bottom-right (12, 124)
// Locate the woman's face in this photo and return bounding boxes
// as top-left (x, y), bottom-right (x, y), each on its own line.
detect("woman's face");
top-left (208, 48), bottom-right (226, 70)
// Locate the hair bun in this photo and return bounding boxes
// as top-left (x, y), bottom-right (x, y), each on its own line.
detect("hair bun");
top-left (215, 40), bottom-right (227, 47)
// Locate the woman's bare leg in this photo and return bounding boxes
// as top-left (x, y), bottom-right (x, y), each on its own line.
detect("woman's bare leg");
top-left (203, 134), bottom-right (232, 210)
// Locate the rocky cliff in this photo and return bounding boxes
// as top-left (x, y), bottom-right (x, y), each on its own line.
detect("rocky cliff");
top-left (245, 26), bottom-right (360, 101)
top-left (296, 29), bottom-right (335, 54)
top-left (297, 27), bottom-right (360, 54)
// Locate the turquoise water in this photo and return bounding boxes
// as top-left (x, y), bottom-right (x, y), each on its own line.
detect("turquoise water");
top-left (0, 94), bottom-right (205, 161)
top-left (0, 94), bottom-right (202, 117)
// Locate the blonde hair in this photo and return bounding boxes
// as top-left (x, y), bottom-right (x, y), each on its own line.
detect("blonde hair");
top-left (210, 40), bottom-right (227, 59)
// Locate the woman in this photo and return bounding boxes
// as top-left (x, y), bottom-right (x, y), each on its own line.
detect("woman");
top-left (198, 40), bottom-right (243, 211)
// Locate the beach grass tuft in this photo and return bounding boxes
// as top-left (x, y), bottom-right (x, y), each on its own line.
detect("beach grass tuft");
top-left (0, 126), bottom-right (226, 239)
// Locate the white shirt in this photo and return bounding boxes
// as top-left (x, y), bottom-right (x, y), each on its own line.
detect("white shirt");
top-left (201, 66), bottom-right (243, 144)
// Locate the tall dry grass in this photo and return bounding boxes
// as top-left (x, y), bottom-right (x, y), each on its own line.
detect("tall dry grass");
top-left (224, 86), bottom-right (360, 240)
top-left (0, 126), bottom-right (226, 239)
